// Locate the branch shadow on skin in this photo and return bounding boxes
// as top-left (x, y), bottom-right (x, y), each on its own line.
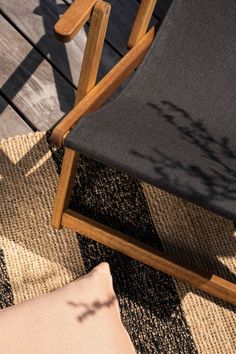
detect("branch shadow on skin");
top-left (67, 296), bottom-right (116, 322)
top-left (130, 100), bottom-right (236, 286)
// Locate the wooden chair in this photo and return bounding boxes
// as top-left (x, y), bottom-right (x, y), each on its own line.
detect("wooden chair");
top-left (50, 0), bottom-right (236, 305)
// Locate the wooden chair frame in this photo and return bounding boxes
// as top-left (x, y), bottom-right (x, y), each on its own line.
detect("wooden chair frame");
top-left (50, 0), bottom-right (236, 305)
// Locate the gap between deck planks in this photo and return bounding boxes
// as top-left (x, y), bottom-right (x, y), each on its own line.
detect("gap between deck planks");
top-left (0, 0), bottom-right (163, 137)
top-left (0, 14), bottom-right (75, 131)
top-left (0, 0), bottom-right (129, 135)
top-left (1, 0), bottom-right (121, 86)
top-left (0, 95), bottom-right (32, 138)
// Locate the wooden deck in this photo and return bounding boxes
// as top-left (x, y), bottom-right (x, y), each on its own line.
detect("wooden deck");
top-left (0, 0), bottom-right (171, 138)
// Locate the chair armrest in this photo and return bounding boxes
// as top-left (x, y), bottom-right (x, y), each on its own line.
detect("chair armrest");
top-left (54, 0), bottom-right (98, 42)
top-left (50, 27), bottom-right (156, 147)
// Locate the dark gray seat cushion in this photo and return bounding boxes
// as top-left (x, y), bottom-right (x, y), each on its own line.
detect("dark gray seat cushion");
top-left (65, 0), bottom-right (236, 220)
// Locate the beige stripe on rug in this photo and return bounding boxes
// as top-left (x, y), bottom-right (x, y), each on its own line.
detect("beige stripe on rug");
top-left (142, 183), bottom-right (236, 354)
top-left (0, 132), bottom-right (85, 304)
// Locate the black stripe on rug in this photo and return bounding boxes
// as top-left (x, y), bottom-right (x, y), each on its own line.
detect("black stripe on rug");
top-left (0, 249), bottom-right (14, 309)
top-left (50, 146), bottom-right (198, 354)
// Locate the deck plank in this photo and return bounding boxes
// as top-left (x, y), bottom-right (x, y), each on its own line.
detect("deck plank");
top-left (0, 0), bottom-right (120, 86)
top-left (0, 15), bottom-right (75, 131)
top-left (0, 96), bottom-right (32, 139)
top-left (0, 0), bottom-right (162, 137)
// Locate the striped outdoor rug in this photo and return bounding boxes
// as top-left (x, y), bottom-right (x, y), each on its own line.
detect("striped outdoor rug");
top-left (0, 132), bottom-right (235, 353)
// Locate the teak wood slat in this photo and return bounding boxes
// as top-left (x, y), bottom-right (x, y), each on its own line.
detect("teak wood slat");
top-left (76, 1), bottom-right (111, 103)
top-left (128, 0), bottom-right (158, 48)
top-left (50, 27), bottom-right (156, 146)
top-left (54, 0), bottom-right (98, 42)
top-left (62, 209), bottom-right (236, 305)
top-left (51, 149), bottom-right (79, 228)
top-left (66, 0), bottom-right (147, 55)
top-left (52, 1), bottom-right (111, 228)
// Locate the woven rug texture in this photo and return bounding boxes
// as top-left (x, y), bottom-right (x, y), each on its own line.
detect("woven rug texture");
top-left (0, 132), bottom-right (235, 354)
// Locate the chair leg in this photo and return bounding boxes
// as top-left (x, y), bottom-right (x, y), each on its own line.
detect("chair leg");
top-left (61, 209), bottom-right (236, 305)
top-left (51, 148), bottom-right (79, 228)
top-left (51, 2), bottom-right (111, 227)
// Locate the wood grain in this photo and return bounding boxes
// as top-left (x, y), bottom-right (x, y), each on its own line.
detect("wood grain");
top-left (0, 96), bottom-right (32, 139)
top-left (66, 0), bottom-right (158, 55)
top-left (52, 1), bottom-right (111, 227)
top-left (128, 0), bottom-right (157, 48)
top-left (0, 0), bottom-right (156, 135)
top-left (62, 209), bottom-right (236, 305)
top-left (54, 0), bottom-right (97, 42)
top-left (51, 148), bottom-right (79, 228)
top-left (76, 0), bottom-right (111, 103)
top-left (0, 0), bottom-right (119, 86)
top-left (0, 15), bottom-right (75, 130)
